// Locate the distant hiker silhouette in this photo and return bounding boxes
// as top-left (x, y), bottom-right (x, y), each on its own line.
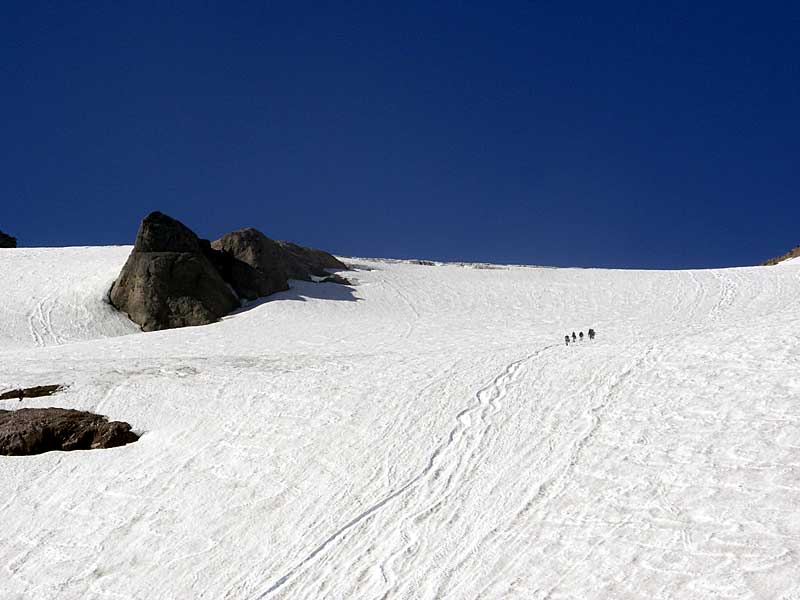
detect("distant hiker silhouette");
top-left (579, 331), bottom-right (584, 341)
top-left (565, 335), bottom-right (570, 346)
top-left (572, 332), bottom-right (577, 342)
top-left (588, 328), bottom-right (595, 340)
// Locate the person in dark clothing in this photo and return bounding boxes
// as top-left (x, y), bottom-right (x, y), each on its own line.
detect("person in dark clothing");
top-left (572, 332), bottom-right (577, 342)
top-left (588, 328), bottom-right (595, 340)
top-left (565, 334), bottom-right (570, 346)
top-left (579, 331), bottom-right (584, 341)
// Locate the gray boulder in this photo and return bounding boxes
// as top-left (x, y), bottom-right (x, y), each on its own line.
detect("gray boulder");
top-left (0, 408), bottom-right (139, 456)
top-left (275, 240), bottom-right (348, 280)
top-left (131, 210), bottom-right (200, 252)
top-left (110, 212), bottom-right (239, 331)
top-left (110, 212), bottom-right (351, 331)
top-left (211, 228), bottom-right (349, 296)
top-left (0, 230), bottom-right (16, 248)
top-left (320, 273), bottom-right (352, 285)
top-left (211, 228), bottom-right (290, 300)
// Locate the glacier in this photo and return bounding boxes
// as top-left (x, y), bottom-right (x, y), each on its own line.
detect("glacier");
top-left (1, 247), bottom-right (799, 599)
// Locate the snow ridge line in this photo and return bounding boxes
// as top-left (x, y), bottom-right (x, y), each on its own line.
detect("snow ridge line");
top-left (251, 345), bottom-right (556, 599)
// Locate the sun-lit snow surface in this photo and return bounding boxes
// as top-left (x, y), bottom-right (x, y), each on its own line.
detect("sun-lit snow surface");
top-left (0, 247), bottom-right (139, 350)
top-left (1, 247), bottom-right (800, 599)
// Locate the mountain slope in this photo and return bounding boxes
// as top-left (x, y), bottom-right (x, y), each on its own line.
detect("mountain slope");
top-left (764, 244), bottom-right (800, 265)
top-left (1, 249), bottom-right (799, 599)
top-left (0, 246), bottom-right (138, 350)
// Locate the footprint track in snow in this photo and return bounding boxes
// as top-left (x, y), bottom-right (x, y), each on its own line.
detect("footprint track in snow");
top-left (252, 345), bottom-right (556, 599)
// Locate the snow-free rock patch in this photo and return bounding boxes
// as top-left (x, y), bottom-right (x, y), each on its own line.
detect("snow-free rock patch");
top-left (763, 244), bottom-right (800, 265)
top-left (110, 211), bottom-right (351, 331)
top-left (0, 230), bottom-right (16, 248)
top-left (109, 212), bottom-right (239, 331)
top-left (0, 384), bottom-right (64, 401)
top-left (272, 239), bottom-right (348, 280)
top-left (210, 228), bottom-right (290, 300)
top-left (320, 273), bottom-right (352, 285)
top-left (0, 408), bottom-right (139, 456)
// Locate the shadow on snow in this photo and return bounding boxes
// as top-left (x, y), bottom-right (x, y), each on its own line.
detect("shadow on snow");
top-left (228, 278), bottom-right (359, 317)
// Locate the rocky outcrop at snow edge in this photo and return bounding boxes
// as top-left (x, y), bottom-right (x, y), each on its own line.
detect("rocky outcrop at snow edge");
top-left (0, 230), bottom-right (17, 248)
top-left (0, 408), bottom-right (139, 456)
top-left (109, 211), bottom-right (349, 331)
top-left (763, 244), bottom-right (800, 265)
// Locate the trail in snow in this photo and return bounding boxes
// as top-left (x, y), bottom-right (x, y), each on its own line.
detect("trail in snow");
top-left (255, 345), bottom-right (557, 598)
top-left (0, 247), bottom-right (137, 355)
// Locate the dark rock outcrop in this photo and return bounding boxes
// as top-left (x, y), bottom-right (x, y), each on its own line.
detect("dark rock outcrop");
top-left (0, 408), bottom-right (139, 456)
top-left (320, 273), bottom-right (352, 285)
top-left (210, 228), bottom-right (290, 300)
top-left (0, 384), bottom-right (63, 401)
top-left (110, 211), bottom-right (350, 330)
top-left (275, 240), bottom-right (348, 280)
top-left (211, 228), bottom-right (350, 296)
top-left (764, 245), bottom-right (800, 266)
top-left (131, 211), bottom-right (201, 253)
top-left (109, 212), bottom-right (239, 331)
top-left (0, 230), bottom-right (16, 248)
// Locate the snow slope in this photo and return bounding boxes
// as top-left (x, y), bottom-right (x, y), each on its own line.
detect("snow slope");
top-left (1, 247), bottom-right (800, 599)
top-left (0, 247), bottom-right (138, 350)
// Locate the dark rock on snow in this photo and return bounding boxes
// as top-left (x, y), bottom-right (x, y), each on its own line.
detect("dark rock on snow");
top-left (130, 210), bottom-right (202, 253)
top-left (274, 240), bottom-right (348, 280)
top-left (210, 228), bottom-right (348, 294)
top-left (320, 273), bottom-right (352, 285)
top-left (0, 408), bottom-right (138, 456)
top-left (0, 384), bottom-right (63, 401)
top-left (109, 212), bottom-right (239, 331)
top-left (0, 230), bottom-right (17, 248)
top-left (763, 244), bottom-right (800, 266)
top-left (110, 211), bottom-right (349, 330)
top-left (210, 228), bottom-right (290, 300)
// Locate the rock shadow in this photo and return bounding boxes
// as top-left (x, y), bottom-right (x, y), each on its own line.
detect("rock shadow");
top-left (229, 278), bottom-right (359, 316)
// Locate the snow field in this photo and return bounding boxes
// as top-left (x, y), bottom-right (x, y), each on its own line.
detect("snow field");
top-left (1, 248), bottom-right (799, 599)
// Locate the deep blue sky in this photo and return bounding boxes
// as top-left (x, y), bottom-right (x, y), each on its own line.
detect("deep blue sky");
top-left (2, 2), bottom-right (798, 268)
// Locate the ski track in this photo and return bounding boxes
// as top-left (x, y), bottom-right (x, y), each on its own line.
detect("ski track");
top-left (2, 249), bottom-right (800, 599)
top-left (253, 346), bottom-right (556, 598)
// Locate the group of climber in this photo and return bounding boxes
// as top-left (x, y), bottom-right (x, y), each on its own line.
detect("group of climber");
top-left (565, 328), bottom-right (595, 346)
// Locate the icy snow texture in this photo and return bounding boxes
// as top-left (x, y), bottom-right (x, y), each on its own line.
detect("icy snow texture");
top-left (1, 247), bottom-right (800, 599)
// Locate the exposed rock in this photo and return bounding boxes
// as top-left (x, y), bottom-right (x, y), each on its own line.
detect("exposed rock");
top-left (0, 408), bottom-right (139, 456)
top-left (210, 228), bottom-right (290, 300)
top-left (110, 212), bottom-right (239, 331)
top-left (274, 240), bottom-right (348, 280)
top-left (763, 244), bottom-right (800, 266)
top-left (0, 384), bottom-right (63, 401)
top-left (211, 228), bottom-right (349, 296)
top-left (0, 230), bottom-right (16, 248)
top-left (132, 211), bottom-right (201, 253)
top-left (320, 273), bottom-right (352, 285)
top-left (110, 212), bottom-right (350, 331)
